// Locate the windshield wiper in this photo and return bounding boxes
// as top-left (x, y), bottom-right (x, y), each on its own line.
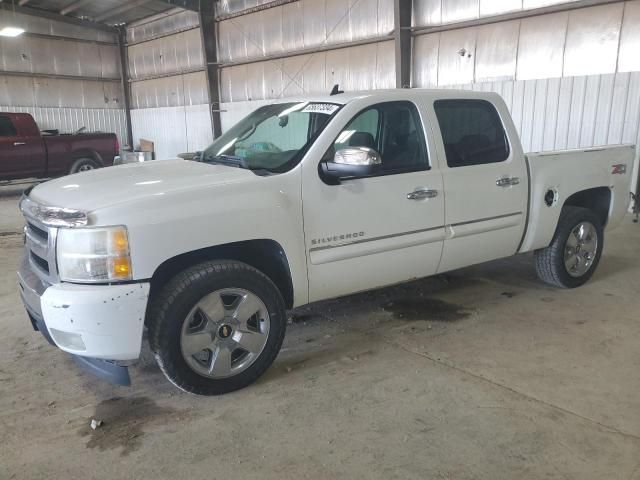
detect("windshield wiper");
top-left (203, 154), bottom-right (249, 169)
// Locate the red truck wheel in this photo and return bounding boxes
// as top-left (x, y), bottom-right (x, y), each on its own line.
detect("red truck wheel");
top-left (69, 158), bottom-right (100, 174)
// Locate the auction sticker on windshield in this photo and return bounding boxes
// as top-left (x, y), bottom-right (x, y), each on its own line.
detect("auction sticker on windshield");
top-left (302, 104), bottom-right (340, 114)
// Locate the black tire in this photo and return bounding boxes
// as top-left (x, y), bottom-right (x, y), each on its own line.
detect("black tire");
top-left (147, 260), bottom-right (287, 395)
top-left (535, 206), bottom-right (604, 288)
top-left (69, 157), bottom-right (100, 174)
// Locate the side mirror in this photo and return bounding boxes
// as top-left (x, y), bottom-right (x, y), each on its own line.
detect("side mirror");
top-left (320, 147), bottom-right (382, 184)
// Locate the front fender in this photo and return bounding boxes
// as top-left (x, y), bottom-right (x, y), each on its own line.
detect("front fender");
top-left (92, 168), bottom-right (309, 306)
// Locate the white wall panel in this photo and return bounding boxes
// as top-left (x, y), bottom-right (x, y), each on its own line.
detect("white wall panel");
top-left (220, 41), bottom-right (394, 102)
top-left (563, 4), bottom-right (623, 77)
top-left (618, 1), bottom-right (640, 73)
top-left (0, 75), bottom-right (122, 108)
top-left (127, 28), bottom-right (204, 80)
top-left (480, 0), bottom-right (522, 17)
top-left (517, 12), bottom-right (567, 80)
top-left (413, 33), bottom-right (440, 87)
top-left (437, 27), bottom-right (477, 85)
top-left (436, 72), bottom-right (640, 153)
top-left (474, 20), bottom-right (519, 82)
top-left (130, 104), bottom-right (213, 159)
top-left (1, 11), bottom-right (116, 43)
top-left (414, 0), bottom-right (442, 26)
top-left (127, 9), bottom-right (200, 44)
top-left (441, 0), bottom-right (479, 23)
top-left (217, 0), bottom-right (394, 63)
top-left (130, 71), bottom-right (208, 109)
top-left (413, 0), bottom-right (582, 27)
top-left (414, 2), bottom-right (640, 86)
top-left (0, 36), bottom-right (120, 79)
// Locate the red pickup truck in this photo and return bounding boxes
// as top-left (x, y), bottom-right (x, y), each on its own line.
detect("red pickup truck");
top-left (0, 112), bottom-right (119, 181)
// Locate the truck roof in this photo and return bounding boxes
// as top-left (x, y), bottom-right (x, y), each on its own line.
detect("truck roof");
top-left (269, 88), bottom-right (502, 105)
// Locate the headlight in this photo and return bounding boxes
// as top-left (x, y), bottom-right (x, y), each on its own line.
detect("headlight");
top-left (57, 226), bottom-right (132, 283)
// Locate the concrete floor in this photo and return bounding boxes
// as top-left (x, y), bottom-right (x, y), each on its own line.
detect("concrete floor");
top-left (1, 185), bottom-right (639, 480)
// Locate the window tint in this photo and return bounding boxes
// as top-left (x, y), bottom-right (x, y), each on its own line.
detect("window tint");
top-left (434, 99), bottom-right (509, 168)
top-left (330, 101), bottom-right (428, 174)
top-left (0, 117), bottom-right (17, 137)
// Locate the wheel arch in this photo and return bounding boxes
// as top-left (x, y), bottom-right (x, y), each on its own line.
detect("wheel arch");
top-left (148, 239), bottom-right (295, 312)
top-left (562, 186), bottom-right (611, 227)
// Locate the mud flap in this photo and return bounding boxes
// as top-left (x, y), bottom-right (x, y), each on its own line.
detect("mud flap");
top-left (71, 355), bottom-right (131, 386)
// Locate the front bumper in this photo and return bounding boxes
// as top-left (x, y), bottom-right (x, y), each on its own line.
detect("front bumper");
top-left (18, 255), bottom-right (150, 383)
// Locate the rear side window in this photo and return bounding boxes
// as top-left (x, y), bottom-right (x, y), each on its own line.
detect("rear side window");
top-left (0, 117), bottom-right (17, 137)
top-left (434, 99), bottom-right (509, 168)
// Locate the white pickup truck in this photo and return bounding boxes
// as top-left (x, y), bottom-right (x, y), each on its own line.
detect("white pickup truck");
top-left (18, 89), bottom-right (636, 395)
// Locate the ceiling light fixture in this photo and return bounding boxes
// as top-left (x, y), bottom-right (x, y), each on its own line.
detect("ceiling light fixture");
top-left (0, 27), bottom-right (25, 37)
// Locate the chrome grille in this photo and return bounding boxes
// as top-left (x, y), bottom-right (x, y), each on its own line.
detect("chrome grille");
top-left (23, 215), bottom-right (58, 283)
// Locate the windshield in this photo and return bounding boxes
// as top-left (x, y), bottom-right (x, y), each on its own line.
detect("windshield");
top-left (201, 102), bottom-right (340, 174)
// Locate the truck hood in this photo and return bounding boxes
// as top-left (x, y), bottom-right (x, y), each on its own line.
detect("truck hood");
top-left (29, 159), bottom-right (256, 212)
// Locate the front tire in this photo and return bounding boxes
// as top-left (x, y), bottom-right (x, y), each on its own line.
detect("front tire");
top-left (535, 206), bottom-right (604, 288)
top-left (147, 260), bottom-right (287, 395)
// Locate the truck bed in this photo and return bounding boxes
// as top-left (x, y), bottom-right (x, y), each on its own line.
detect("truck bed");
top-left (520, 144), bottom-right (637, 252)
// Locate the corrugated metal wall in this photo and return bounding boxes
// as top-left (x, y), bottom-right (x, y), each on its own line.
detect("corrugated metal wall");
top-left (0, 11), bottom-right (126, 143)
top-left (126, 9), bottom-right (212, 159)
top-left (438, 73), bottom-right (640, 153)
top-left (412, 2), bottom-right (639, 85)
top-left (217, 0), bottom-right (393, 63)
top-left (218, 0), bottom-right (394, 103)
top-left (220, 41), bottom-right (395, 102)
top-left (412, 0), bottom-right (640, 154)
top-left (413, 0), bottom-right (591, 26)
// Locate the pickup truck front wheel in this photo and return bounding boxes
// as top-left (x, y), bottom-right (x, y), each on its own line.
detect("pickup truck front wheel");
top-left (535, 206), bottom-right (604, 288)
top-left (147, 260), bottom-right (286, 395)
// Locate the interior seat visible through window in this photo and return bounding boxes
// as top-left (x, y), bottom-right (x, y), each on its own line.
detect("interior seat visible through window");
top-left (328, 101), bottom-right (429, 175)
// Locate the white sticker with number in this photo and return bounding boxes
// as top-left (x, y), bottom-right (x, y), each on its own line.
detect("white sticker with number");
top-left (301, 103), bottom-right (340, 115)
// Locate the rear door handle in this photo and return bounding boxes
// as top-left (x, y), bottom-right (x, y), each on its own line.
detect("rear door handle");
top-left (496, 176), bottom-right (520, 187)
top-left (407, 189), bottom-right (438, 200)
top-left (13, 142), bottom-right (26, 146)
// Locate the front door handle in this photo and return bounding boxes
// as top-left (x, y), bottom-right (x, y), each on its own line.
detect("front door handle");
top-left (13, 142), bottom-right (26, 146)
top-left (496, 176), bottom-right (520, 187)
top-left (407, 189), bottom-right (438, 200)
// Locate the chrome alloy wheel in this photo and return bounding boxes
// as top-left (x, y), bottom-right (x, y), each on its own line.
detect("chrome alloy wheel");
top-left (78, 163), bottom-right (94, 171)
top-left (564, 221), bottom-right (598, 277)
top-left (180, 288), bottom-right (270, 379)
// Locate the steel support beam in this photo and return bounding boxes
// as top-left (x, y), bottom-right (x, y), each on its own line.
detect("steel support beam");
top-left (157, 0), bottom-right (201, 11)
top-left (199, 3), bottom-right (222, 139)
top-left (394, 0), bottom-right (412, 88)
top-left (94, 0), bottom-right (153, 23)
top-left (0, 70), bottom-right (120, 82)
top-left (118, 27), bottom-right (134, 150)
top-left (60, 0), bottom-right (94, 16)
top-left (220, 34), bottom-right (394, 68)
top-left (216, 0), bottom-right (298, 21)
top-left (23, 31), bottom-right (116, 45)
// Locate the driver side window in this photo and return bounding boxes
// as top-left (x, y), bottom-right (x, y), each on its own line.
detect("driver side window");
top-left (330, 101), bottom-right (429, 175)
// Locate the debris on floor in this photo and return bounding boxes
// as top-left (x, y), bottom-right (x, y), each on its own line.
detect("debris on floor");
top-left (90, 419), bottom-right (103, 430)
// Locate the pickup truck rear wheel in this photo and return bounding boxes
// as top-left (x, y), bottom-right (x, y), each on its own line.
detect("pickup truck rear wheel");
top-left (147, 260), bottom-right (287, 395)
top-left (535, 206), bottom-right (604, 288)
top-left (69, 157), bottom-right (99, 174)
